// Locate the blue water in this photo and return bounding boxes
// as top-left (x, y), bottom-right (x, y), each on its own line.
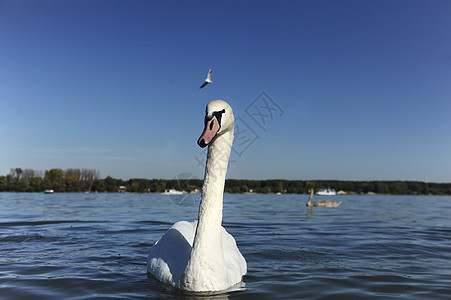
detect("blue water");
top-left (1, 192), bottom-right (450, 299)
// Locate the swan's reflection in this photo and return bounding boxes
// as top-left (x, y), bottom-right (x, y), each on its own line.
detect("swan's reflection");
top-left (308, 206), bottom-right (314, 219)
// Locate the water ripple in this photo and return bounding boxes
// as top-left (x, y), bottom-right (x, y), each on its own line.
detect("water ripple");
top-left (1, 193), bottom-right (451, 299)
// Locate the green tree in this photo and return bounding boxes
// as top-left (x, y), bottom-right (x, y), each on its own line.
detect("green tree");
top-left (29, 177), bottom-right (43, 192)
top-left (240, 185), bottom-right (249, 193)
top-left (0, 176), bottom-right (6, 191)
top-left (375, 182), bottom-right (389, 194)
top-left (45, 169), bottom-right (64, 192)
top-left (91, 179), bottom-right (105, 192)
top-left (15, 168), bottom-right (23, 180)
top-left (104, 176), bottom-right (117, 192)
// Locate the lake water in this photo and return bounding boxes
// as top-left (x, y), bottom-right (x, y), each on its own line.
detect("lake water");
top-left (1, 192), bottom-right (450, 299)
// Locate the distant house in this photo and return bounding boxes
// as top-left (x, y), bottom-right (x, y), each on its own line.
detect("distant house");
top-left (118, 186), bottom-right (127, 193)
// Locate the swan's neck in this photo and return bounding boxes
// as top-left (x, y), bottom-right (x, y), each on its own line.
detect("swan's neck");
top-left (182, 129), bottom-right (234, 291)
top-left (307, 190), bottom-right (313, 207)
top-left (199, 130), bottom-right (233, 228)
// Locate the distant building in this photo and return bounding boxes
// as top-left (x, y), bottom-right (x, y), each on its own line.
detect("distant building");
top-left (118, 186), bottom-right (127, 193)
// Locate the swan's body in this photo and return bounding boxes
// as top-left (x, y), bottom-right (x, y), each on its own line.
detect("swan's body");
top-left (307, 189), bottom-right (342, 208)
top-left (200, 69), bottom-right (212, 88)
top-left (147, 100), bottom-right (246, 292)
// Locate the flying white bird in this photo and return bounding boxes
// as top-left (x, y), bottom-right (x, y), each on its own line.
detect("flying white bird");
top-left (200, 69), bottom-right (212, 89)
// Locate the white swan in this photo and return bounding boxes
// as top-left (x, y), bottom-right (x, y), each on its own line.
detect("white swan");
top-left (200, 69), bottom-right (212, 88)
top-left (306, 189), bottom-right (343, 208)
top-left (147, 100), bottom-right (246, 292)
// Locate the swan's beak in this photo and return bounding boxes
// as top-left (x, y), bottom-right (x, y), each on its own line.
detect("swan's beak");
top-left (198, 115), bottom-right (221, 148)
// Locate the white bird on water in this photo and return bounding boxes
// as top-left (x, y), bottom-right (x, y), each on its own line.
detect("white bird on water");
top-left (200, 69), bottom-right (212, 88)
top-left (306, 189), bottom-right (343, 208)
top-left (147, 100), bottom-right (246, 292)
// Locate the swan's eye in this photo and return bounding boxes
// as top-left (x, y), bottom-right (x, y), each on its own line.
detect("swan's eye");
top-left (211, 110), bottom-right (225, 127)
top-left (210, 119), bottom-right (215, 130)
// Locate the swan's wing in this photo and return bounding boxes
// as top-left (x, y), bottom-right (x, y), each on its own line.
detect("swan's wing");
top-left (147, 221), bottom-right (196, 286)
top-left (221, 226), bottom-right (247, 285)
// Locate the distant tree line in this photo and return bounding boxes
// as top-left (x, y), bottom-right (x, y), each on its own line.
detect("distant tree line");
top-left (224, 179), bottom-right (451, 195)
top-left (1, 168), bottom-right (451, 195)
top-left (0, 168), bottom-right (102, 193)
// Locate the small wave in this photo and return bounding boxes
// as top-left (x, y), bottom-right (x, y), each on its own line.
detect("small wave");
top-left (0, 220), bottom-right (107, 227)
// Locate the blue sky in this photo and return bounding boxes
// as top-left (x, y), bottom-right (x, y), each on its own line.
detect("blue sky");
top-left (1, 0), bottom-right (450, 182)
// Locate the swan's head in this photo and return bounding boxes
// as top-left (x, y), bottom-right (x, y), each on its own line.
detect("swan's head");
top-left (197, 100), bottom-right (234, 148)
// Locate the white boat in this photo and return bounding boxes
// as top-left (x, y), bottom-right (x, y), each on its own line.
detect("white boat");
top-left (162, 188), bottom-right (185, 195)
top-left (44, 189), bottom-right (54, 194)
top-left (316, 188), bottom-right (336, 196)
